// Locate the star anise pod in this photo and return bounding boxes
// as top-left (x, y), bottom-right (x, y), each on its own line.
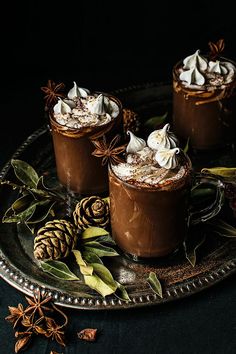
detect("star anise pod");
top-left (5, 303), bottom-right (25, 328)
top-left (92, 134), bottom-right (127, 166)
top-left (45, 317), bottom-right (66, 347)
top-left (77, 328), bottom-right (98, 342)
top-left (208, 38), bottom-right (225, 61)
top-left (24, 291), bottom-right (52, 318)
top-left (41, 80), bottom-right (65, 110)
top-left (15, 333), bottom-right (32, 353)
top-left (21, 315), bottom-right (46, 335)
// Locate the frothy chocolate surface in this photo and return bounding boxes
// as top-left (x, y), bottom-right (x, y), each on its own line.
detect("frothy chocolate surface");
top-left (54, 95), bottom-right (119, 129)
top-left (111, 147), bottom-right (190, 189)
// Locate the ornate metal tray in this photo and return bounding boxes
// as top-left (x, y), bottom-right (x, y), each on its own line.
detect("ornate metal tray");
top-left (0, 82), bottom-right (236, 310)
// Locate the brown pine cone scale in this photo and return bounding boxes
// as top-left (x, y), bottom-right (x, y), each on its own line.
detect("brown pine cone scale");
top-left (73, 196), bottom-right (110, 231)
top-left (34, 219), bottom-right (77, 261)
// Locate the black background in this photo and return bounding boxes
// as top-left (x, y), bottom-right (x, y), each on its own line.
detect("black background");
top-left (1, 1), bottom-right (236, 353)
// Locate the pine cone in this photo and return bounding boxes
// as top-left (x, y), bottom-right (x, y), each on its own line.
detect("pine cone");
top-left (34, 219), bottom-right (77, 260)
top-left (123, 108), bottom-right (140, 138)
top-left (73, 196), bottom-right (109, 231)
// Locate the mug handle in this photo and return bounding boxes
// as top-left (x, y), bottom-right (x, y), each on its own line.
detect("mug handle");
top-left (189, 173), bottom-right (225, 225)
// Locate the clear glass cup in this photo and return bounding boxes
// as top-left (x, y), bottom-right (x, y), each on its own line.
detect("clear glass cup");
top-left (172, 58), bottom-right (236, 150)
top-left (108, 161), bottom-right (224, 261)
top-left (50, 95), bottom-right (122, 195)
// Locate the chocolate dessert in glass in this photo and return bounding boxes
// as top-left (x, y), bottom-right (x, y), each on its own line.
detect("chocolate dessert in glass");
top-left (49, 82), bottom-right (122, 195)
top-left (108, 125), bottom-right (224, 260)
top-left (173, 39), bottom-right (236, 150)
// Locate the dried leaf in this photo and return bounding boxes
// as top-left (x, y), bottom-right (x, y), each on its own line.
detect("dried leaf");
top-left (190, 186), bottom-right (216, 207)
top-left (97, 235), bottom-right (116, 246)
top-left (183, 235), bottom-right (206, 267)
top-left (102, 197), bottom-right (110, 205)
top-left (2, 203), bottom-right (37, 223)
top-left (36, 175), bottom-right (51, 190)
top-left (12, 194), bottom-right (34, 213)
top-left (183, 137), bottom-right (190, 153)
top-left (143, 112), bottom-right (168, 130)
top-left (77, 328), bottom-right (98, 342)
top-left (72, 250), bottom-right (94, 275)
top-left (11, 159), bottom-right (39, 188)
top-left (83, 241), bottom-right (119, 257)
top-left (15, 335), bottom-right (31, 353)
top-left (84, 263), bottom-right (117, 297)
top-left (201, 167), bottom-right (236, 179)
top-left (40, 260), bottom-right (80, 281)
top-left (207, 219), bottom-right (236, 237)
top-left (82, 251), bottom-right (103, 264)
top-left (26, 201), bottom-right (56, 224)
top-left (82, 227), bottom-right (109, 240)
top-left (114, 281), bottom-right (131, 302)
top-left (147, 272), bottom-right (163, 298)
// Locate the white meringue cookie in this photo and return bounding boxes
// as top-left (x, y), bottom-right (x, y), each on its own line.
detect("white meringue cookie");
top-left (147, 124), bottom-right (179, 150)
top-left (183, 50), bottom-right (208, 71)
top-left (87, 94), bottom-right (108, 115)
top-left (155, 148), bottom-right (180, 169)
top-left (208, 60), bottom-right (228, 75)
top-left (63, 99), bottom-right (77, 109)
top-left (67, 81), bottom-right (90, 99)
top-left (180, 67), bottom-right (205, 86)
top-left (53, 98), bottom-right (72, 114)
top-left (126, 131), bottom-right (146, 154)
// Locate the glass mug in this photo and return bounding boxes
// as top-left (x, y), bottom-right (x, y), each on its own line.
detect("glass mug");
top-left (50, 95), bottom-right (122, 195)
top-left (108, 161), bottom-right (224, 261)
top-left (172, 58), bottom-right (236, 150)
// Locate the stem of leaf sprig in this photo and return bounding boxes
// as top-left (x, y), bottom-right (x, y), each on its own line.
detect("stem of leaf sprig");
top-left (0, 180), bottom-right (65, 202)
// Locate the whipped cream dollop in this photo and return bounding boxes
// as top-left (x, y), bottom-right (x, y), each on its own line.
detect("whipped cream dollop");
top-left (53, 83), bottom-right (120, 129)
top-left (177, 49), bottom-right (236, 88)
top-left (112, 128), bottom-right (188, 188)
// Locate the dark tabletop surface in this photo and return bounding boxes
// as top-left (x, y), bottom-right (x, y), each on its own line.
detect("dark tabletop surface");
top-left (1, 2), bottom-right (236, 353)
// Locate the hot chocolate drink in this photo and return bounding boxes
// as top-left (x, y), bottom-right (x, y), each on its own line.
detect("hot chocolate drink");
top-left (173, 40), bottom-right (236, 150)
top-left (109, 125), bottom-right (192, 259)
top-left (50, 82), bottom-right (122, 195)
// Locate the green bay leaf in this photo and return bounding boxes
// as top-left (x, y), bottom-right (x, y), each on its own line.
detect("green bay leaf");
top-left (11, 159), bottom-right (39, 188)
top-left (2, 203), bottom-right (37, 223)
top-left (12, 194), bottom-right (35, 213)
top-left (201, 167), bottom-right (236, 179)
top-left (82, 227), bottom-right (109, 240)
top-left (82, 251), bottom-right (103, 264)
top-left (102, 197), bottom-right (110, 205)
top-left (183, 137), bottom-right (190, 153)
top-left (84, 274), bottom-right (115, 297)
top-left (114, 281), bottom-right (131, 302)
top-left (84, 241), bottom-right (119, 257)
top-left (72, 250), bottom-right (93, 275)
top-left (83, 262), bottom-right (117, 297)
top-left (147, 272), bottom-right (163, 298)
top-left (27, 201), bottom-right (56, 224)
top-left (98, 235), bottom-right (116, 245)
top-left (143, 112), bottom-right (168, 130)
top-left (40, 260), bottom-right (80, 280)
top-left (207, 219), bottom-right (236, 237)
top-left (183, 235), bottom-right (206, 267)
